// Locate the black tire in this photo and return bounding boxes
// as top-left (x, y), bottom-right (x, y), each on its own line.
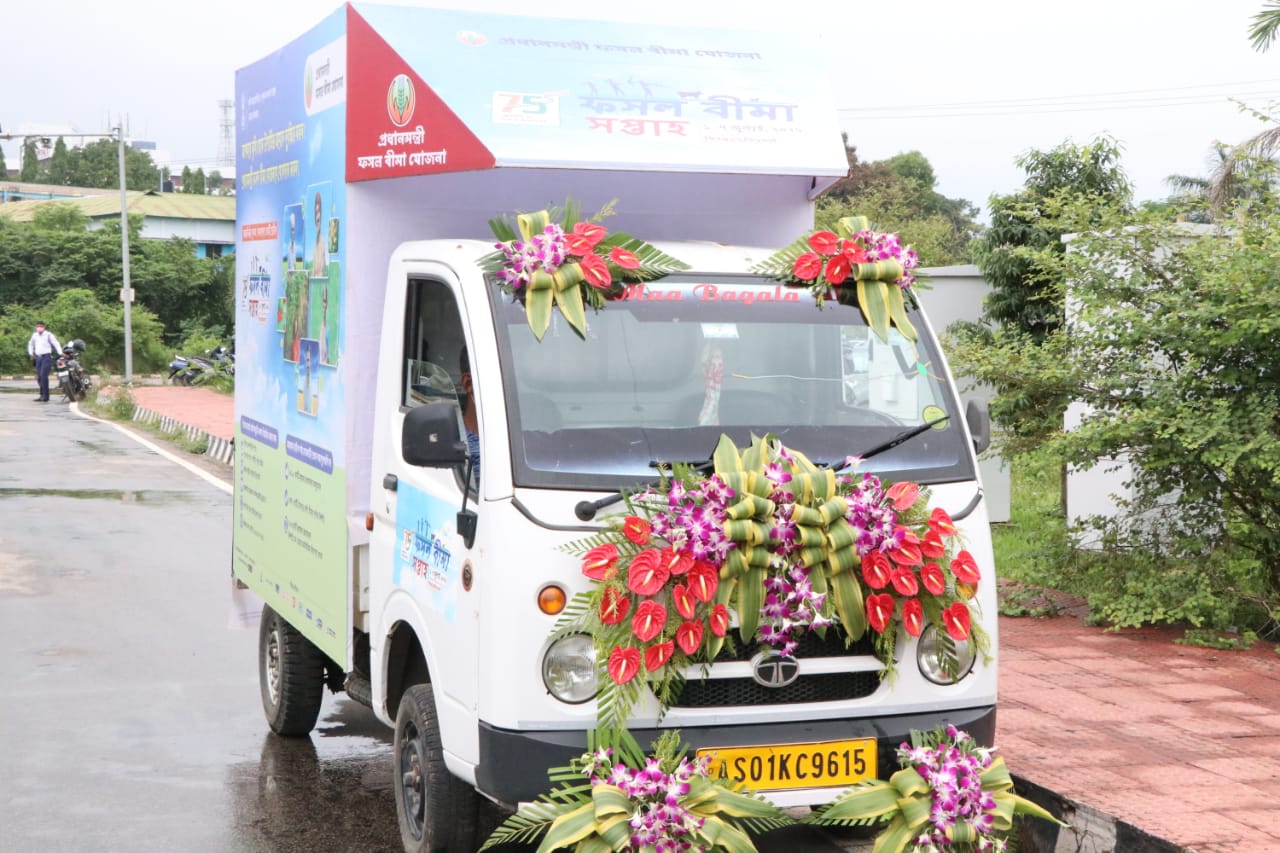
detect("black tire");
top-left (258, 604), bottom-right (326, 737)
top-left (394, 683), bottom-right (478, 853)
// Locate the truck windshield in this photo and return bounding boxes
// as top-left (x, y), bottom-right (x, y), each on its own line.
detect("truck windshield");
top-left (490, 275), bottom-right (975, 490)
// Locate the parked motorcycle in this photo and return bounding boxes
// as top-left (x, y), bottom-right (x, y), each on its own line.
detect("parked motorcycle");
top-left (168, 343), bottom-right (235, 387)
top-left (56, 339), bottom-right (90, 402)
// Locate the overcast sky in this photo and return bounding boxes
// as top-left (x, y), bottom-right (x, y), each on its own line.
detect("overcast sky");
top-left (4, 0), bottom-right (1279, 216)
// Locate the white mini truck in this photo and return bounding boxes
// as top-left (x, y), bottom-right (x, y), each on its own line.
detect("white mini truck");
top-left (233, 5), bottom-right (998, 851)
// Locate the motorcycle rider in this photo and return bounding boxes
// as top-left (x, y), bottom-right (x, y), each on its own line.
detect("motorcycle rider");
top-left (27, 321), bottom-right (61, 403)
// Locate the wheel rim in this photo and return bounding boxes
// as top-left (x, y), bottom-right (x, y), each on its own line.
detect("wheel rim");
top-left (264, 626), bottom-right (282, 708)
top-left (399, 722), bottom-right (426, 840)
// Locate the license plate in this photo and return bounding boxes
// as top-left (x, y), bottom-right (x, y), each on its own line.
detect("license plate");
top-left (698, 738), bottom-right (876, 791)
top-left (57, 371), bottom-right (69, 379)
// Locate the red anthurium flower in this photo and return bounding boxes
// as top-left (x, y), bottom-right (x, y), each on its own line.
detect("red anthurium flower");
top-left (579, 253), bottom-right (612, 289)
top-left (891, 567), bottom-right (919, 597)
top-left (902, 597), bottom-right (924, 638)
top-left (885, 481), bottom-right (920, 511)
top-left (709, 604), bottom-right (730, 638)
top-left (920, 562), bottom-right (946, 596)
top-left (672, 583), bottom-right (697, 620)
top-left (929, 507), bottom-right (957, 536)
top-left (623, 516), bottom-right (652, 545)
top-left (644, 641), bottom-right (674, 672)
top-left (950, 550), bottom-right (981, 585)
top-left (793, 251), bottom-right (822, 282)
top-left (942, 602), bottom-right (972, 641)
top-left (565, 234), bottom-right (596, 256)
top-left (607, 645), bottom-right (642, 684)
top-left (661, 548), bottom-right (694, 577)
top-left (920, 530), bottom-right (946, 560)
top-left (572, 221), bottom-right (607, 248)
top-left (808, 230), bottom-right (839, 255)
top-left (676, 620), bottom-right (704, 655)
top-left (582, 543), bottom-right (619, 580)
top-left (861, 552), bottom-right (892, 589)
top-left (825, 254), bottom-right (851, 285)
top-left (599, 586), bottom-right (630, 625)
top-left (631, 599), bottom-right (668, 642)
top-left (686, 561), bottom-right (719, 602)
top-left (840, 240), bottom-right (869, 264)
top-left (627, 549), bottom-right (669, 596)
top-left (888, 540), bottom-right (922, 567)
top-left (609, 245), bottom-right (641, 270)
top-left (866, 593), bottom-right (894, 634)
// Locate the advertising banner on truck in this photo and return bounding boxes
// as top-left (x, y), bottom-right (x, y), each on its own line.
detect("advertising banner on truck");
top-left (234, 7), bottom-right (351, 664)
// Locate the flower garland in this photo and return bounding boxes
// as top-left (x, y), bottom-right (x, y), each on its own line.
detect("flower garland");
top-left (553, 433), bottom-right (990, 730)
top-left (478, 199), bottom-right (690, 340)
top-left (750, 214), bottom-right (921, 343)
top-left (807, 726), bottom-right (1064, 853)
top-left (480, 727), bottom-right (1062, 852)
top-left (479, 729), bottom-right (792, 853)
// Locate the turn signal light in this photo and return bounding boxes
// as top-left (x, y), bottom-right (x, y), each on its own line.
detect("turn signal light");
top-left (365, 512), bottom-right (374, 532)
top-left (538, 585), bottom-right (567, 615)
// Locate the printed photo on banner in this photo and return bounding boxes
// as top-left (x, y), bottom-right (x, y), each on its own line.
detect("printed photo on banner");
top-left (281, 203), bottom-right (304, 273)
top-left (307, 181), bottom-right (333, 279)
top-left (296, 338), bottom-right (320, 416)
top-left (282, 271), bottom-right (310, 362)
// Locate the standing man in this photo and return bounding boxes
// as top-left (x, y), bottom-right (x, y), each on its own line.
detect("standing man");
top-left (27, 321), bottom-right (62, 403)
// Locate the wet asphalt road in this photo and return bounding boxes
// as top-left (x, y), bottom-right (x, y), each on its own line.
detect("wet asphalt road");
top-left (0, 389), bottom-right (404, 853)
top-left (0, 387), bottom-right (861, 853)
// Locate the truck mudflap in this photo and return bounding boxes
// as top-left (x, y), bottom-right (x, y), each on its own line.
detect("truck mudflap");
top-left (475, 705), bottom-right (996, 806)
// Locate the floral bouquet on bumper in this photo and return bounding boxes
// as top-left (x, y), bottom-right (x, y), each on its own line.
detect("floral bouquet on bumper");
top-left (551, 432), bottom-right (991, 729)
top-left (806, 726), bottom-right (1064, 853)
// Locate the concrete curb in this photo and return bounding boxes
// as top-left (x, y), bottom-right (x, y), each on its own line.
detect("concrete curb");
top-left (1013, 775), bottom-right (1183, 853)
top-left (131, 405), bottom-right (234, 467)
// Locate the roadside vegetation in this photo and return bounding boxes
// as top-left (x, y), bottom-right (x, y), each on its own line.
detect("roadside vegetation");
top-left (950, 133), bottom-right (1280, 648)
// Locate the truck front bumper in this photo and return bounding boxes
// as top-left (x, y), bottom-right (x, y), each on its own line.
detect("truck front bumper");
top-left (475, 704), bottom-right (996, 806)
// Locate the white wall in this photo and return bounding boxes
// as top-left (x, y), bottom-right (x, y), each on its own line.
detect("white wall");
top-left (914, 264), bottom-right (1011, 524)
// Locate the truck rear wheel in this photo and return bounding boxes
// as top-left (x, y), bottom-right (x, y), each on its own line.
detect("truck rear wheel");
top-left (394, 683), bottom-right (478, 852)
top-left (258, 604), bottom-right (326, 736)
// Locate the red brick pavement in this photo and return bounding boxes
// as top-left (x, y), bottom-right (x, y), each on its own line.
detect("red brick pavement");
top-left (129, 384), bottom-right (1280, 852)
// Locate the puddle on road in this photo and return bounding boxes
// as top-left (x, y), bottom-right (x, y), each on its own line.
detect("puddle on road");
top-left (0, 488), bottom-right (204, 503)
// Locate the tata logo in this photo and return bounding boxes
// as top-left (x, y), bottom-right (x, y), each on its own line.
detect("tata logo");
top-left (750, 652), bottom-right (800, 688)
top-left (387, 74), bottom-right (416, 127)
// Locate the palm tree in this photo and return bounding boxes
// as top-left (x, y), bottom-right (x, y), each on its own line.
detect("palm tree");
top-left (1249, 0), bottom-right (1280, 51)
top-left (1203, 3), bottom-right (1280, 207)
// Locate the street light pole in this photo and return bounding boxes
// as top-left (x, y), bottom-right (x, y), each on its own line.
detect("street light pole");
top-left (1, 128), bottom-right (135, 383)
top-left (115, 127), bottom-right (133, 384)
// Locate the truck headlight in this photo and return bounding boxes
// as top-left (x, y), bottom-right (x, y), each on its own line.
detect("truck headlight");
top-left (542, 634), bottom-right (598, 703)
top-left (916, 623), bottom-right (976, 685)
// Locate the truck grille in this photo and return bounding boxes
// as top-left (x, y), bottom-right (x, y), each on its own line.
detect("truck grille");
top-left (670, 630), bottom-right (883, 708)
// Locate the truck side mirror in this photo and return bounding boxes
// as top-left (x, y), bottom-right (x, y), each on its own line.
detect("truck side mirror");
top-left (965, 399), bottom-right (991, 455)
top-left (402, 402), bottom-right (468, 468)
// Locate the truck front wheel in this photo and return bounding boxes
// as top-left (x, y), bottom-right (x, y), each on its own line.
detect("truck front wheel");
top-left (394, 683), bottom-right (477, 852)
top-left (258, 604), bottom-right (326, 736)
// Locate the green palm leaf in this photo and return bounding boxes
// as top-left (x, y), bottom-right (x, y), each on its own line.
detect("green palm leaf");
top-left (479, 800), bottom-right (578, 850)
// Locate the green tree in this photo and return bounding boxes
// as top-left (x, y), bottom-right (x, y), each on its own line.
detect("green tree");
top-left (819, 139), bottom-right (982, 266)
top-left (0, 143), bottom-right (8, 177)
top-left (180, 165), bottom-right (193, 192)
top-left (1249, 0), bottom-right (1280, 51)
top-left (63, 139), bottom-right (160, 190)
top-left (954, 199), bottom-right (1280, 634)
top-left (976, 136), bottom-right (1130, 343)
top-left (207, 170), bottom-right (225, 195)
top-left (191, 167), bottom-right (207, 195)
top-left (47, 137), bottom-right (71, 185)
top-left (19, 139), bottom-right (39, 182)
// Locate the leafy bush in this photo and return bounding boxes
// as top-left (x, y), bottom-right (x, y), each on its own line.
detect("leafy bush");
top-left (954, 200), bottom-right (1280, 638)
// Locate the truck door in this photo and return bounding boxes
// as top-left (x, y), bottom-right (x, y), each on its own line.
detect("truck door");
top-left (369, 271), bottom-right (481, 763)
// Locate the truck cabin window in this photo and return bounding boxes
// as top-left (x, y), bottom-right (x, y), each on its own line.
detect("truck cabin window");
top-left (489, 275), bottom-right (976, 491)
top-left (402, 277), bottom-right (466, 410)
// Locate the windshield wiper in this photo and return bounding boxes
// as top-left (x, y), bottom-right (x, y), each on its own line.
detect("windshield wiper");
top-left (840, 415), bottom-right (950, 468)
top-left (574, 458), bottom-right (713, 522)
